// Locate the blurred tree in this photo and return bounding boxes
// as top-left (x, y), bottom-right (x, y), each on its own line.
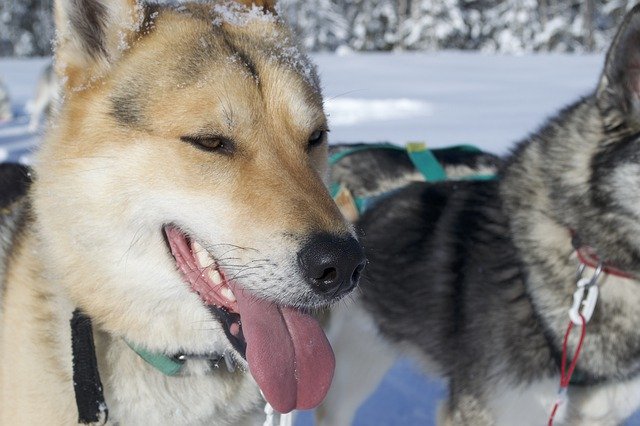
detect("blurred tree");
top-left (0, 0), bottom-right (636, 56)
top-left (584, 0), bottom-right (596, 51)
top-left (397, 0), bottom-right (466, 50)
top-left (280, 0), bottom-right (349, 51)
top-left (0, 0), bottom-right (53, 56)
top-left (343, 0), bottom-right (400, 50)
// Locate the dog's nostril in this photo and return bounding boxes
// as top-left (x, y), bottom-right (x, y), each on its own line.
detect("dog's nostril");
top-left (352, 263), bottom-right (365, 284)
top-left (318, 267), bottom-right (338, 283)
top-left (298, 232), bottom-right (365, 299)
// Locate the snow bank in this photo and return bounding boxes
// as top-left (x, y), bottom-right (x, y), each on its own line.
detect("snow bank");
top-left (325, 98), bottom-right (433, 126)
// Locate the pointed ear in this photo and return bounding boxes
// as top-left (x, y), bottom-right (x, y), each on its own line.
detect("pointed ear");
top-left (234, 0), bottom-right (277, 14)
top-left (597, 4), bottom-right (640, 132)
top-left (54, 0), bottom-right (144, 91)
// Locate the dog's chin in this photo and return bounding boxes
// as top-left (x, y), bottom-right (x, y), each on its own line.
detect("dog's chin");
top-left (162, 224), bottom-right (335, 414)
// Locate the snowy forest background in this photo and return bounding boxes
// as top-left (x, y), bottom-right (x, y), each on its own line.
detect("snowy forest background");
top-left (1, 0), bottom-right (639, 57)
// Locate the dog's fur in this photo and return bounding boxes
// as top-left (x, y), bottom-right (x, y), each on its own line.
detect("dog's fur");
top-left (0, 1), bottom-right (362, 424)
top-left (321, 6), bottom-right (640, 426)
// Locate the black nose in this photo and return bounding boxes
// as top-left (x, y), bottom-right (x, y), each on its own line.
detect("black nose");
top-left (297, 233), bottom-right (366, 298)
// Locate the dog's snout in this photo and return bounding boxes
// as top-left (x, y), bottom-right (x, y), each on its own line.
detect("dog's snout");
top-left (298, 233), bottom-right (366, 298)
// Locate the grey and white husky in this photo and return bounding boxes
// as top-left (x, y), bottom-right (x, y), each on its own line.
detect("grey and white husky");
top-left (321, 5), bottom-right (640, 426)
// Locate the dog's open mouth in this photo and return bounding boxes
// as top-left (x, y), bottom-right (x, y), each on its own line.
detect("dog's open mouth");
top-left (163, 225), bottom-right (334, 413)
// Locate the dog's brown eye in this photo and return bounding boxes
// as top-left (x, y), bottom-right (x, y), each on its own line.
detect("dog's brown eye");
top-left (180, 136), bottom-right (234, 154)
top-left (308, 130), bottom-right (327, 149)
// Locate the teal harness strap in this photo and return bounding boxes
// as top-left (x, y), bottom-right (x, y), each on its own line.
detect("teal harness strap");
top-left (328, 143), bottom-right (404, 166)
top-left (405, 142), bottom-right (447, 182)
top-left (330, 142), bottom-right (448, 184)
top-left (329, 142), bottom-right (497, 215)
top-left (125, 340), bottom-right (185, 376)
top-left (330, 142), bottom-right (447, 211)
top-left (329, 182), bottom-right (340, 198)
top-left (461, 174), bottom-right (496, 181)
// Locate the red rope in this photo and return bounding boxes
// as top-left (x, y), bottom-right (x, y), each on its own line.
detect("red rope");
top-left (548, 314), bottom-right (587, 426)
top-left (576, 247), bottom-right (635, 279)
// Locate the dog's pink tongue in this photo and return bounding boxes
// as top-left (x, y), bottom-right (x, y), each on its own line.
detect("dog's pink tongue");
top-left (234, 288), bottom-right (334, 413)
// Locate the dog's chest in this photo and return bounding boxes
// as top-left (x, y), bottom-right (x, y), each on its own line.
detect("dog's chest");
top-left (569, 376), bottom-right (640, 425)
top-left (487, 377), bottom-right (563, 426)
top-left (103, 348), bottom-right (263, 425)
top-left (487, 376), bottom-right (640, 425)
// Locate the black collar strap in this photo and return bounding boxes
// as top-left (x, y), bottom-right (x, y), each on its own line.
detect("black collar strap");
top-left (70, 309), bottom-right (108, 425)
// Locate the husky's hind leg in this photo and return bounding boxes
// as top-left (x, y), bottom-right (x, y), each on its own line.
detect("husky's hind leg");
top-left (316, 299), bottom-right (397, 426)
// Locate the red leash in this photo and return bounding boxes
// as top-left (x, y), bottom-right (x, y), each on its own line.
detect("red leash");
top-left (548, 245), bottom-right (604, 426)
top-left (548, 314), bottom-right (587, 426)
top-left (576, 246), bottom-right (635, 280)
top-left (547, 234), bottom-right (635, 424)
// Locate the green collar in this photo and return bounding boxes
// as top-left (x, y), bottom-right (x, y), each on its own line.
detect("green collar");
top-left (125, 340), bottom-right (231, 376)
top-left (125, 340), bottom-right (186, 376)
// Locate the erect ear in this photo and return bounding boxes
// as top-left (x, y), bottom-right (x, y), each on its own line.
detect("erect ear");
top-left (54, 0), bottom-right (144, 91)
top-left (234, 0), bottom-right (277, 14)
top-left (597, 4), bottom-right (640, 132)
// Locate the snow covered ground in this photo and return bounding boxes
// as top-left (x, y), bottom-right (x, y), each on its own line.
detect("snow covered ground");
top-left (318, 52), bottom-right (603, 155)
top-left (2, 52), bottom-right (640, 425)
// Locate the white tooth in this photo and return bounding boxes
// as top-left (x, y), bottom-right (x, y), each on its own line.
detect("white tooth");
top-left (193, 241), bottom-right (214, 268)
top-left (221, 287), bottom-right (237, 302)
top-left (209, 269), bottom-right (224, 285)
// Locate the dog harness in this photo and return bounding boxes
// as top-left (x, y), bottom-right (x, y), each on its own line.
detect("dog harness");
top-left (329, 142), bottom-right (497, 214)
top-left (70, 310), bottom-right (108, 424)
top-left (124, 340), bottom-right (232, 376)
top-left (70, 312), bottom-right (291, 425)
top-left (547, 236), bottom-right (638, 425)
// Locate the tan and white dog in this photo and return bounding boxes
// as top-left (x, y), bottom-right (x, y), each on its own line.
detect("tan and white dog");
top-left (0, 0), bottom-right (365, 424)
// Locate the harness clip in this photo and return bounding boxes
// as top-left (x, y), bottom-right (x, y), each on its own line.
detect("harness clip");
top-left (568, 263), bottom-right (603, 325)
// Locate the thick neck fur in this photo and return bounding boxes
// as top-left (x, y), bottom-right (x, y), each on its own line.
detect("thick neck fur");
top-left (500, 95), bottom-right (640, 379)
top-left (0, 221), bottom-right (263, 425)
top-left (0, 224), bottom-right (79, 424)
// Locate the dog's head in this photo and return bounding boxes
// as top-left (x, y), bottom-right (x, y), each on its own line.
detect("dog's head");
top-left (504, 4), bottom-right (640, 275)
top-left (34, 0), bottom-right (364, 412)
top-left (583, 4), bottom-right (640, 272)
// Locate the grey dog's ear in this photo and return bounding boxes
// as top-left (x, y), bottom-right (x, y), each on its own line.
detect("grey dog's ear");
top-left (54, 0), bottom-right (144, 91)
top-left (597, 4), bottom-right (640, 132)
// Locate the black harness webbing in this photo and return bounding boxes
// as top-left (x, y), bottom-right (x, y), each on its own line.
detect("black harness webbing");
top-left (70, 309), bottom-right (108, 424)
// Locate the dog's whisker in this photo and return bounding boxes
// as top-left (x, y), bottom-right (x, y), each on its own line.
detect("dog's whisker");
top-left (217, 264), bottom-right (265, 271)
top-left (227, 271), bottom-right (260, 282)
top-left (48, 155), bottom-right (119, 161)
top-left (324, 89), bottom-right (368, 102)
top-left (118, 224), bottom-right (147, 268)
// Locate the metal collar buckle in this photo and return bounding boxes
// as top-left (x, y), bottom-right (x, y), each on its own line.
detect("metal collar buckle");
top-left (173, 352), bottom-right (236, 373)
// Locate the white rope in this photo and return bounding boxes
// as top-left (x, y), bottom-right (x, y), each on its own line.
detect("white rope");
top-left (261, 393), bottom-right (293, 426)
top-left (279, 412), bottom-right (293, 426)
top-left (262, 399), bottom-right (275, 426)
